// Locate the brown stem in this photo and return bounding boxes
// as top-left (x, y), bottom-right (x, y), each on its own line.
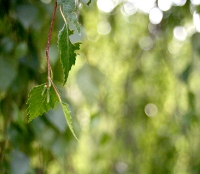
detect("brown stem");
top-left (46, 1), bottom-right (57, 86)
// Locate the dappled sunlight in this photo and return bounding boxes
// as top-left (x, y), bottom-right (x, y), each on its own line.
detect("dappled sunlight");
top-left (193, 12), bottom-right (200, 32)
top-left (86, 29), bottom-right (100, 42)
top-left (191, 0), bottom-right (200, 5)
top-left (173, 26), bottom-right (187, 41)
top-left (97, 20), bottom-right (112, 35)
top-left (96, 0), bottom-right (197, 27)
top-left (145, 103), bottom-right (158, 117)
top-left (168, 41), bottom-right (183, 54)
top-left (158, 0), bottom-right (173, 11)
top-left (173, 0), bottom-right (187, 6)
top-left (139, 36), bottom-right (154, 50)
top-left (120, 1), bottom-right (137, 16)
top-left (149, 7), bottom-right (163, 24)
top-left (115, 161), bottom-right (128, 173)
top-left (136, 0), bottom-right (156, 13)
top-left (97, 0), bottom-right (118, 13)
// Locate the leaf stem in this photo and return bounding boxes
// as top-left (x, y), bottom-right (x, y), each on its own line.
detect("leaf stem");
top-left (60, 5), bottom-right (67, 24)
top-left (49, 78), bottom-right (62, 102)
top-left (46, 1), bottom-right (57, 86)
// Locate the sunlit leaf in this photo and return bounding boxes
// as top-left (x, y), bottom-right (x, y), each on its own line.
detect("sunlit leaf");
top-left (67, 13), bottom-right (81, 34)
top-left (59, 0), bottom-right (81, 33)
top-left (61, 102), bottom-right (79, 141)
top-left (58, 24), bottom-right (80, 85)
top-left (62, 0), bottom-right (75, 15)
top-left (27, 84), bottom-right (59, 122)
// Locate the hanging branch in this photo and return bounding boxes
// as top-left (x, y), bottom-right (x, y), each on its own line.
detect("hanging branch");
top-left (27, 0), bottom-right (80, 140)
top-left (46, 1), bottom-right (57, 87)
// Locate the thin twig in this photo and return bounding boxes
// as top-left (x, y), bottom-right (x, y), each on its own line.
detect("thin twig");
top-left (45, 1), bottom-right (62, 102)
top-left (46, 1), bottom-right (57, 86)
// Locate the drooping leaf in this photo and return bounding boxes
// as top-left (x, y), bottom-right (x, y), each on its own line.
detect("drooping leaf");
top-left (58, 24), bottom-right (80, 85)
top-left (27, 84), bottom-right (59, 122)
top-left (61, 102), bottom-right (79, 141)
top-left (87, 0), bottom-right (92, 6)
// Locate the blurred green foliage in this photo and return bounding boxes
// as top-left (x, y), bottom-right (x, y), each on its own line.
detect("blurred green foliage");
top-left (1, 0), bottom-right (200, 173)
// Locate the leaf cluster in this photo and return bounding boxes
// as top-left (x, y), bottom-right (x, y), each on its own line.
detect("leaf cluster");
top-left (26, 0), bottom-right (82, 140)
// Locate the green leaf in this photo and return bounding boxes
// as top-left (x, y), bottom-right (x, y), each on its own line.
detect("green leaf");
top-left (58, 24), bottom-right (80, 85)
top-left (67, 13), bottom-right (81, 34)
top-left (62, 0), bottom-right (76, 15)
top-left (87, 0), bottom-right (92, 6)
top-left (27, 84), bottom-right (59, 122)
top-left (61, 102), bottom-right (79, 141)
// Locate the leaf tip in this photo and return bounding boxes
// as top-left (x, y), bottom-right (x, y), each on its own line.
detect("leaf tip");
top-left (61, 102), bottom-right (79, 141)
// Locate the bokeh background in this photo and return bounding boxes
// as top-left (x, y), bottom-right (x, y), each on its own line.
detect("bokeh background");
top-left (1, 0), bottom-right (200, 173)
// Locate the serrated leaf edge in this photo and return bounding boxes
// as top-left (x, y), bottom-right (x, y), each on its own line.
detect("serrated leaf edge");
top-left (27, 84), bottom-right (59, 123)
top-left (61, 102), bottom-right (79, 141)
top-left (58, 24), bottom-right (81, 85)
